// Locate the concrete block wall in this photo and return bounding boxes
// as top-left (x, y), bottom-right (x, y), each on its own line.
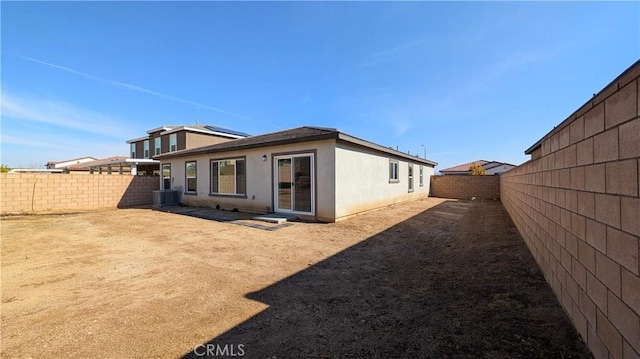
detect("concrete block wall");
top-left (430, 175), bottom-right (500, 200)
top-left (501, 61), bottom-right (640, 359)
top-left (0, 174), bottom-right (159, 214)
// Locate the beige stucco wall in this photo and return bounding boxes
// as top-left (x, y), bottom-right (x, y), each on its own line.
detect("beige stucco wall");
top-left (161, 139), bottom-right (336, 221)
top-left (333, 141), bottom-right (434, 221)
top-left (186, 132), bottom-right (234, 149)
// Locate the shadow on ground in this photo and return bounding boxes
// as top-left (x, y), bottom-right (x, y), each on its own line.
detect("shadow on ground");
top-left (154, 206), bottom-right (294, 231)
top-left (155, 205), bottom-right (258, 221)
top-left (183, 200), bottom-right (592, 358)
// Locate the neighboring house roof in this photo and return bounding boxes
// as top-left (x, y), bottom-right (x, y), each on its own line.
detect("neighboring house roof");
top-left (525, 139), bottom-right (543, 155)
top-left (128, 124), bottom-right (250, 143)
top-left (146, 125), bottom-right (181, 134)
top-left (66, 156), bottom-right (130, 171)
top-left (156, 126), bottom-right (438, 166)
top-left (203, 125), bottom-right (251, 138)
top-left (440, 160), bottom-right (490, 173)
top-left (440, 160), bottom-right (515, 174)
top-left (160, 125), bottom-right (250, 139)
top-left (10, 168), bottom-right (66, 173)
top-left (46, 156), bottom-right (97, 167)
top-left (483, 161), bottom-right (516, 170)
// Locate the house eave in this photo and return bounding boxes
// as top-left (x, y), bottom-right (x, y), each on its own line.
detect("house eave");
top-left (337, 133), bottom-right (438, 167)
top-left (161, 126), bottom-right (247, 139)
top-left (126, 136), bottom-right (150, 144)
top-left (155, 133), bottom-right (338, 160)
top-left (153, 127), bottom-right (437, 166)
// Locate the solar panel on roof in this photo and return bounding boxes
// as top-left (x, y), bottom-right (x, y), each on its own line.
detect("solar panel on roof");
top-left (204, 125), bottom-right (251, 137)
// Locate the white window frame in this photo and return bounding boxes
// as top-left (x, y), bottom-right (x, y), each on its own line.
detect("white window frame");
top-left (130, 143), bottom-right (136, 158)
top-left (389, 160), bottom-right (399, 183)
top-left (185, 161), bottom-right (197, 194)
top-left (170, 134), bottom-right (177, 152)
top-left (162, 163), bottom-right (171, 190)
top-left (408, 163), bottom-right (414, 192)
top-left (419, 165), bottom-right (424, 187)
top-left (143, 140), bottom-right (150, 158)
top-left (210, 158), bottom-right (246, 196)
top-left (155, 137), bottom-right (161, 156)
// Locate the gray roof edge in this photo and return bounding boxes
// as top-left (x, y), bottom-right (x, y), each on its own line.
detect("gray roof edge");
top-left (155, 132), bottom-right (339, 160)
top-left (524, 139), bottom-right (543, 155)
top-left (160, 126), bottom-right (246, 138)
top-left (153, 126), bottom-right (437, 166)
top-left (337, 133), bottom-right (437, 167)
top-left (126, 136), bottom-right (149, 144)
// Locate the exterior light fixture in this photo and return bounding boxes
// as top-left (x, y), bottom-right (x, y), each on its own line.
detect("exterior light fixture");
top-left (262, 155), bottom-right (268, 161)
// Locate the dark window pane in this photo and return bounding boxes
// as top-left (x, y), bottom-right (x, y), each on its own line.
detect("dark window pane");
top-left (293, 156), bottom-right (312, 212)
top-left (211, 162), bottom-right (218, 193)
top-left (186, 162), bottom-right (197, 192)
top-left (236, 160), bottom-right (245, 194)
top-left (187, 178), bottom-right (197, 192)
top-left (219, 160), bottom-right (235, 194)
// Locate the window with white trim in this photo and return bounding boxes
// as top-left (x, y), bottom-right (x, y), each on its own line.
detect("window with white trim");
top-left (419, 165), bottom-right (424, 187)
top-left (155, 137), bottom-right (161, 156)
top-left (143, 140), bottom-right (150, 158)
top-left (389, 160), bottom-right (399, 182)
top-left (162, 164), bottom-right (171, 190)
top-left (408, 163), bottom-right (414, 192)
top-left (130, 143), bottom-right (136, 158)
top-left (185, 161), bottom-right (197, 193)
top-left (170, 134), bottom-right (177, 152)
top-left (211, 158), bottom-right (246, 195)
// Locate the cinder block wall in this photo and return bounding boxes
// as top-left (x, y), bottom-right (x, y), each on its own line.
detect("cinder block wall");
top-left (430, 175), bottom-right (500, 200)
top-left (501, 62), bottom-right (640, 359)
top-left (0, 174), bottom-right (159, 214)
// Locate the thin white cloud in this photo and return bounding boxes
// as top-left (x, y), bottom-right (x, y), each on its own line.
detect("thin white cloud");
top-left (1, 134), bottom-right (68, 149)
top-left (361, 39), bottom-right (425, 68)
top-left (370, 49), bottom-right (554, 133)
top-left (371, 39), bottom-right (425, 59)
top-left (17, 55), bottom-right (252, 120)
top-left (1, 133), bottom-right (124, 153)
top-left (1, 91), bottom-right (134, 138)
top-left (1, 132), bottom-right (128, 167)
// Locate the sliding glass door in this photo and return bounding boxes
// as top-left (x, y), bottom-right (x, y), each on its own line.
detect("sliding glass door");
top-left (274, 154), bottom-right (314, 214)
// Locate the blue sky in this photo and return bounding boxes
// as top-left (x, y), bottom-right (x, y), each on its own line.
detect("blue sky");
top-left (1, 2), bottom-right (638, 170)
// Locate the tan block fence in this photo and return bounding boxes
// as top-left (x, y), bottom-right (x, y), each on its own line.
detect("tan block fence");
top-left (430, 175), bottom-right (500, 200)
top-left (1, 61), bottom-right (638, 359)
top-left (0, 174), bottom-right (159, 214)
top-left (501, 62), bottom-right (640, 358)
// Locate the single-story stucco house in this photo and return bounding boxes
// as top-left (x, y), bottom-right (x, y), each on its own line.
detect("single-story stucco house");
top-left (155, 126), bottom-right (437, 222)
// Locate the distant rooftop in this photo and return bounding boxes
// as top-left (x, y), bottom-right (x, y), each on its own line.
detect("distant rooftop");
top-left (440, 160), bottom-right (490, 173)
top-left (144, 124), bottom-right (250, 137)
top-left (440, 160), bottom-right (516, 174)
top-left (46, 156), bottom-right (97, 166)
top-left (203, 125), bottom-right (251, 138)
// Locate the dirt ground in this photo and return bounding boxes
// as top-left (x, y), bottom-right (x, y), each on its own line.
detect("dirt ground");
top-left (1, 198), bottom-right (591, 358)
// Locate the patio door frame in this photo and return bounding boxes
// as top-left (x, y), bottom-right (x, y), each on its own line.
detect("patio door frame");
top-left (273, 152), bottom-right (315, 216)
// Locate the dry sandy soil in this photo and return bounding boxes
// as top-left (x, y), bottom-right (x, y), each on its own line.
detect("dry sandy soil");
top-left (1, 198), bottom-right (591, 358)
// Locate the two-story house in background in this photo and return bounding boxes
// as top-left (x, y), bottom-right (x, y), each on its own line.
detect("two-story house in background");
top-left (126, 125), bottom-right (250, 175)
